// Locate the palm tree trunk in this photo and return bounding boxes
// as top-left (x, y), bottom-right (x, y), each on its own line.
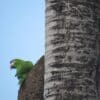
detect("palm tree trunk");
top-left (44, 0), bottom-right (100, 100)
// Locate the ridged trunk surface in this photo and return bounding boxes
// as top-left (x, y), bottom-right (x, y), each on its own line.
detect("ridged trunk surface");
top-left (44, 0), bottom-right (100, 100)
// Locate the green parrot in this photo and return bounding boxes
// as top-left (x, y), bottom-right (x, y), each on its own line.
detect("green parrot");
top-left (10, 59), bottom-right (33, 85)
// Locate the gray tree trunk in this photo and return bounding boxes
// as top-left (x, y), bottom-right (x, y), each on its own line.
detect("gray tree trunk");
top-left (44, 0), bottom-right (100, 100)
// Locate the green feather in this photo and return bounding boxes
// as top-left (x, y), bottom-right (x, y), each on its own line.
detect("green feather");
top-left (10, 59), bottom-right (33, 85)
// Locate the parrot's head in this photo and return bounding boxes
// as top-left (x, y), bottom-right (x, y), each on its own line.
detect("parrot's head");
top-left (10, 59), bottom-right (24, 69)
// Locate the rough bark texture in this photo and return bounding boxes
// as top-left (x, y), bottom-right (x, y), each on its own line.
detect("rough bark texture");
top-left (18, 56), bottom-right (44, 100)
top-left (45, 0), bottom-right (100, 100)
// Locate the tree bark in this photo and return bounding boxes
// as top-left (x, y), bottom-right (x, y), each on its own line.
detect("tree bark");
top-left (18, 56), bottom-right (44, 100)
top-left (44, 0), bottom-right (100, 100)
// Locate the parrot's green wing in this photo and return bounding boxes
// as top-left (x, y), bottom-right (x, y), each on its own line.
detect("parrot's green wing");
top-left (18, 61), bottom-right (33, 85)
top-left (18, 74), bottom-right (27, 85)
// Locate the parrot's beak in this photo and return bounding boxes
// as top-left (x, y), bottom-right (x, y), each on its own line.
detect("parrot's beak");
top-left (10, 62), bottom-right (15, 69)
top-left (10, 64), bottom-right (13, 69)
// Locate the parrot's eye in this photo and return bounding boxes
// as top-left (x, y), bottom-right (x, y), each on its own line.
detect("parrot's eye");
top-left (10, 62), bottom-right (15, 66)
top-left (10, 59), bottom-right (16, 64)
